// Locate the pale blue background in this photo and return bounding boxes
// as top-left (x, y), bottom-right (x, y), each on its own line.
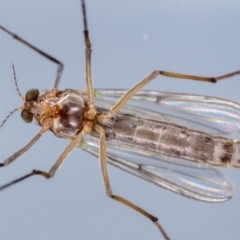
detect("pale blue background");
top-left (0, 1), bottom-right (240, 240)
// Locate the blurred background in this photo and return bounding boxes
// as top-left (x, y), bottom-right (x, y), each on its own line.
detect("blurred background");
top-left (0, 0), bottom-right (240, 239)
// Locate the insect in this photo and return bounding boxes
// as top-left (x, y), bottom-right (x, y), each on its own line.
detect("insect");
top-left (0, 1), bottom-right (240, 240)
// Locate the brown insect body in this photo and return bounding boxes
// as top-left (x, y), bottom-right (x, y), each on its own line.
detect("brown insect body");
top-left (1, 1), bottom-right (240, 239)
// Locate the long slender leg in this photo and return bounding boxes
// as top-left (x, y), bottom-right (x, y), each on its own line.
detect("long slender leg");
top-left (81, 0), bottom-right (95, 107)
top-left (81, 2), bottom-right (169, 237)
top-left (0, 128), bottom-right (87, 191)
top-left (0, 124), bottom-right (49, 167)
top-left (98, 69), bottom-right (240, 121)
top-left (94, 124), bottom-right (170, 240)
top-left (0, 25), bottom-right (63, 90)
top-left (47, 129), bottom-right (86, 177)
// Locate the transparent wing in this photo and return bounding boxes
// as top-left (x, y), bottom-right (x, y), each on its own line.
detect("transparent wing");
top-left (79, 89), bottom-right (236, 202)
top-left (80, 134), bottom-right (234, 203)
top-left (95, 89), bottom-right (240, 137)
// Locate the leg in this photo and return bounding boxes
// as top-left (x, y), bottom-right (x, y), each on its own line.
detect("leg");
top-left (0, 128), bottom-right (86, 191)
top-left (0, 124), bottom-right (49, 167)
top-left (0, 25), bottom-right (63, 90)
top-left (94, 124), bottom-right (170, 240)
top-left (81, 0), bottom-right (94, 107)
top-left (98, 70), bottom-right (240, 121)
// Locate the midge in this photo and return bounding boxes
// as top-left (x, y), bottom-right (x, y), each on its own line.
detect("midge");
top-left (0, 1), bottom-right (240, 240)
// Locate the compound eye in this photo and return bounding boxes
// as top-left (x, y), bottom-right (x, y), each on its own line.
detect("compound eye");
top-left (25, 89), bottom-right (39, 102)
top-left (21, 109), bottom-right (33, 123)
